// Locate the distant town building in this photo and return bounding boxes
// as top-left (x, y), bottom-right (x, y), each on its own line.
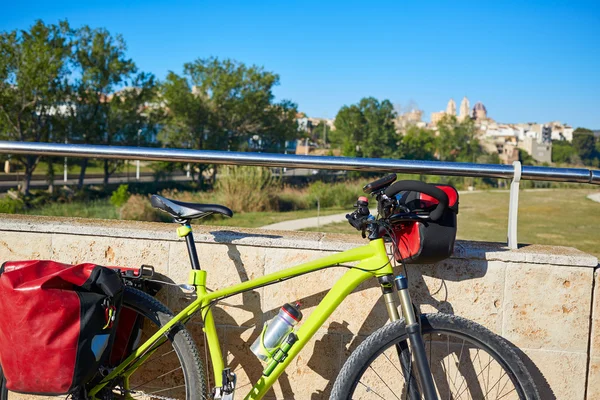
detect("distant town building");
top-left (446, 99), bottom-right (456, 116)
top-left (519, 137), bottom-right (552, 164)
top-left (459, 97), bottom-right (470, 121)
top-left (472, 102), bottom-right (488, 121)
top-left (430, 111), bottom-right (447, 126)
top-left (395, 108), bottom-right (424, 132)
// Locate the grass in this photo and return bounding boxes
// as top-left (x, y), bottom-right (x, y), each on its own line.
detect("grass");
top-left (302, 189), bottom-right (600, 257)
top-left (6, 160), bottom-right (155, 176)
top-left (25, 199), bottom-right (119, 219)
top-left (16, 188), bottom-right (600, 257)
top-left (24, 198), bottom-right (345, 228)
top-left (192, 207), bottom-right (345, 228)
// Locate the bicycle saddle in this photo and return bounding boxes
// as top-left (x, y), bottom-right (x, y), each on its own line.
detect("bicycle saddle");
top-left (150, 195), bottom-right (233, 221)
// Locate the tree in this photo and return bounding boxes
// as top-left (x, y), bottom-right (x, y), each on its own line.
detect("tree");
top-left (101, 72), bottom-right (159, 185)
top-left (435, 115), bottom-right (483, 162)
top-left (0, 20), bottom-right (71, 194)
top-left (69, 26), bottom-right (136, 188)
top-left (401, 126), bottom-right (436, 160)
top-left (160, 57), bottom-right (297, 183)
top-left (551, 140), bottom-right (577, 164)
top-left (332, 97), bottom-right (398, 158)
top-left (572, 127), bottom-right (598, 166)
top-left (256, 99), bottom-right (299, 152)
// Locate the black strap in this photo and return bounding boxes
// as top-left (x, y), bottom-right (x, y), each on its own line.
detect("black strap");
top-left (82, 266), bottom-right (124, 298)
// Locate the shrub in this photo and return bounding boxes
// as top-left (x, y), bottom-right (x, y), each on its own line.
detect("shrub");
top-left (110, 184), bottom-right (131, 208)
top-left (215, 166), bottom-right (279, 212)
top-left (276, 187), bottom-right (309, 211)
top-left (0, 196), bottom-right (25, 214)
top-left (307, 180), bottom-right (361, 208)
top-left (120, 194), bottom-right (170, 222)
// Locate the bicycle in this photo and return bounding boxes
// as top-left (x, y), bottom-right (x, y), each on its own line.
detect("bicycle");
top-left (0, 175), bottom-right (541, 400)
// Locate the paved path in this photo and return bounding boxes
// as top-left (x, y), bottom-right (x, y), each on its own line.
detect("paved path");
top-left (260, 212), bottom-right (348, 231)
top-left (587, 192), bottom-right (600, 203)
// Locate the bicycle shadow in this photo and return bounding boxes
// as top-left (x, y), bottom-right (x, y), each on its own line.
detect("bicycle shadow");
top-left (167, 236), bottom-right (554, 400)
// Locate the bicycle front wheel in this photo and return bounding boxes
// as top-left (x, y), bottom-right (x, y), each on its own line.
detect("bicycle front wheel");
top-left (331, 313), bottom-right (540, 400)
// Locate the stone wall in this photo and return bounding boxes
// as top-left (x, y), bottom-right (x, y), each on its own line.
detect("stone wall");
top-left (0, 214), bottom-right (597, 399)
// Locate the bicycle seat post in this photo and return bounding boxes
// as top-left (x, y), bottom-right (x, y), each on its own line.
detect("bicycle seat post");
top-left (177, 220), bottom-right (201, 270)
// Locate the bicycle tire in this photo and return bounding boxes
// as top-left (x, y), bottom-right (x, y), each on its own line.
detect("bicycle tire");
top-left (331, 313), bottom-right (540, 400)
top-left (105, 286), bottom-right (209, 399)
top-left (0, 286), bottom-right (208, 400)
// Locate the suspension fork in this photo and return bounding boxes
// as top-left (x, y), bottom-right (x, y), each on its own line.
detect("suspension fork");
top-left (379, 275), bottom-right (439, 400)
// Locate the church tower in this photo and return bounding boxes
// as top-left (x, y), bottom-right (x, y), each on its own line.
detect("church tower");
top-left (446, 98), bottom-right (456, 116)
top-left (459, 96), bottom-right (470, 121)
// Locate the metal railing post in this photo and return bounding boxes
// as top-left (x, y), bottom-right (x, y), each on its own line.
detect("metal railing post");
top-left (507, 161), bottom-right (522, 249)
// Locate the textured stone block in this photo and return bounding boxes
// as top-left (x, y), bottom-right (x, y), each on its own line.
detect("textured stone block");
top-left (219, 327), bottom-right (342, 398)
top-left (588, 357), bottom-right (600, 400)
top-left (407, 259), bottom-right (505, 334)
top-left (276, 330), bottom-right (342, 399)
top-left (50, 234), bottom-right (170, 275)
top-left (521, 348), bottom-right (588, 400)
top-left (590, 269), bottom-right (600, 358)
top-left (168, 241), bottom-right (265, 327)
top-left (503, 263), bottom-right (593, 352)
top-left (0, 232), bottom-right (52, 261)
top-left (263, 248), bottom-right (365, 331)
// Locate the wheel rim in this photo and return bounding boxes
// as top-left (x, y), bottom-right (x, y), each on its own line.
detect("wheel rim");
top-left (350, 328), bottom-right (525, 400)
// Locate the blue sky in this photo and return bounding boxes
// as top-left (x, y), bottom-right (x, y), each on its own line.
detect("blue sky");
top-left (2, 0), bottom-right (599, 128)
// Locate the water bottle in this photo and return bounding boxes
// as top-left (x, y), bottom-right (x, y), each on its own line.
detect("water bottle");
top-left (251, 302), bottom-right (302, 361)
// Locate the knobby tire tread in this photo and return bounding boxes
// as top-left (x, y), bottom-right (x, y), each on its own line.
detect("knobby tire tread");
top-left (330, 313), bottom-right (543, 400)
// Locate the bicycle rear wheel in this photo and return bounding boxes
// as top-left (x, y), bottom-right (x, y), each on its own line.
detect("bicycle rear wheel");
top-left (100, 286), bottom-right (208, 400)
top-left (331, 313), bottom-right (540, 400)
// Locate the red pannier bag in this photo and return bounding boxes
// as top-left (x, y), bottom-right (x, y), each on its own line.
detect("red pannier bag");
top-left (391, 184), bottom-right (459, 264)
top-left (0, 261), bottom-right (124, 395)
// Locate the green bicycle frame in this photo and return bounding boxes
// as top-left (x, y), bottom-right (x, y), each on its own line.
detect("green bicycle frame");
top-left (90, 234), bottom-right (394, 400)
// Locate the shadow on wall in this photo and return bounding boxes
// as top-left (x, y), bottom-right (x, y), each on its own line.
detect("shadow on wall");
top-left (153, 233), bottom-right (554, 399)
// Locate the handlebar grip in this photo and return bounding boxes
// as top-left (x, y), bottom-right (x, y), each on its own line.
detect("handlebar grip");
top-left (384, 180), bottom-right (449, 221)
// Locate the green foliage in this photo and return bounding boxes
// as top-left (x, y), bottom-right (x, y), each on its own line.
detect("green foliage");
top-left (552, 140), bottom-right (577, 164)
top-left (70, 26), bottom-right (158, 185)
top-left (0, 20), bottom-right (72, 193)
top-left (519, 150), bottom-right (536, 166)
top-left (26, 199), bottom-right (119, 219)
top-left (401, 126), bottom-right (436, 160)
top-left (110, 184), bottom-right (131, 207)
top-left (0, 196), bottom-right (25, 214)
top-left (572, 128), bottom-right (599, 166)
top-left (120, 194), bottom-right (169, 222)
top-left (307, 180), bottom-right (362, 208)
top-left (159, 58), bottom-right (298, 174)
top-left (332, 97), bottom-right (399, 158)
top-left (435, 115), bottom-right (483, 162)
top-left (214, 166), bottom-right (280, 212)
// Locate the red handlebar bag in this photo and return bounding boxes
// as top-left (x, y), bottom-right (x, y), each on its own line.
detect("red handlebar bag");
top-left (391, 185), bottom-right (459, 264)
top-left (0, 261), bottom-right (123, 395)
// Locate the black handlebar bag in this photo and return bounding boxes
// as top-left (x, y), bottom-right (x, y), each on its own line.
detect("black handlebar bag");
top-left (0, 261), bottom-right (123, 395)
top-left (391, 184), bottom-right (459, 264)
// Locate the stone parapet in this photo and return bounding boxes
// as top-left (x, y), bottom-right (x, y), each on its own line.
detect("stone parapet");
top-left (0, 214), bottom-right (597, 399)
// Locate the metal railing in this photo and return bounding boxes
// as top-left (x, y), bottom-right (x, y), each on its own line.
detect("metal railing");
top-left (0, 141), bottom-right (598, 248)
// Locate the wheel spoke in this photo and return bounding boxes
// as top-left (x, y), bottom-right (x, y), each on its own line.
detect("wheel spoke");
top-left (130, 366), bottom-right (183, 391)
top-left (366, 365), bottom-right (401, 400)
top-left (357, 380), bottom-right (387, 400)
